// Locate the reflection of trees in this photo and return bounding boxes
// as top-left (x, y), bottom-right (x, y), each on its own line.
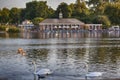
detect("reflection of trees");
top-left (90, 47), bottom-right (120, 64)
top-left (108, 47), bottom-right (120, 63)
top-left (57, 48), bottom-right (86, 60)
top-left (74, 48), bottom-right (86, 59)
top-left (57, 49), bottom-right (68, 59)
top-left (0, 32), bottom-right (20, 38)
top-left (52, 48), bottom-right (87, 75)
top-left (26, 49), bottom-right (49, 61)
top-left (95, 47), bottom-right (108, 64)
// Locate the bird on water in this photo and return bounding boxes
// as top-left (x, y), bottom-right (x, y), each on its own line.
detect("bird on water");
top-left (81, 62), bottom-right (104, 80)
top-left (32, 61), bottom-right (52, 79)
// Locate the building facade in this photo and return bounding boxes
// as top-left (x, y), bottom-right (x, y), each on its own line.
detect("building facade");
top-left (86, 24), bottom-right (102, 31)
top-left (39, 12), bottom-right (85, 32)
top-left (39, 12), bottom-right (102, 32)
top-left (18, 20), bottom-right (34, 31)
top-left (39, 18), bottom-right (85, 32)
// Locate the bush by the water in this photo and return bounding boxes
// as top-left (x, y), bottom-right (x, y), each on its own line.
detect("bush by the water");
top-left (7, 27), bottom-right (20, 33)
top-left (0, 25), bottom-right (20, 33)
top-left (0, 25), bottom-right (6, 31)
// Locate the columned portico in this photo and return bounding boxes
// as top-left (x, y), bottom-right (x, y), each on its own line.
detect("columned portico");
top-left (39, 11), bottom-right (85, 32)
top-left (86, 24), bottom-right (102, 31)
top-left (39, 19), bottom-right (85, 32)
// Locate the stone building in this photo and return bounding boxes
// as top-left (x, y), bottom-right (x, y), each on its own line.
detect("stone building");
top-left (39, 12), bottom-right (85, 32)
top-left (18, 20), bottom-right (34, 31)
top-left (39, 11), bottom-right (103, 32)
top-left (86, 24), bottom-right (102, 31)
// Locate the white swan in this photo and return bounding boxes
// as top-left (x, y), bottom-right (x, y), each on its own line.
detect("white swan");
top-left (81, 62), bottom-right (104, 80)
top-left (32, 61), bottom-right (52, 79)
top-left (85, 72), bottom-right (103, 80)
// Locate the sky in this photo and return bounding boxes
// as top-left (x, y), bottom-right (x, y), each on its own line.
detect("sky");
top-left (0, 0), bottom-right (76, 10)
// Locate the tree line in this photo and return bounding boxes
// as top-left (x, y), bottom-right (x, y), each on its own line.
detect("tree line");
top-left (0, 0), bottom-right (120, 28)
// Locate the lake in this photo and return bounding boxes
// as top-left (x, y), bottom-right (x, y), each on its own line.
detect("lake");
top-left (0, 31), bottom-right (120, 80)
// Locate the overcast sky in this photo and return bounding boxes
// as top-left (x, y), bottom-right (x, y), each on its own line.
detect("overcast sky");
top-left (0, 0), bottom-right (76, 10)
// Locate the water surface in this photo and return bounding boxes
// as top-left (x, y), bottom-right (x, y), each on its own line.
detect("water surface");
top-left (0, 31), bottom-right (120, 80)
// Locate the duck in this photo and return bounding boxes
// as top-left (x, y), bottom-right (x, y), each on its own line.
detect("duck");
top-left (17, 48), bottom-right (26, 56)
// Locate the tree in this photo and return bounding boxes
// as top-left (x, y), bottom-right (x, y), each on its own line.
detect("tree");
top-left (69, 3), bottom-right (75, 12)
top-left (0, 9), bottom-right (1, 23)
top-left (9, 7), bottom-right (21, 24)
top-left (95, 2), bottom-right (107, 15)
top-left (104, 3), bottom-right (120, 25)
top-left (32, 17), bottom-right (44, 26)
top-left (25, 1), bottom-right (38, 19)
top-left (55, 2), bottom-right (72, 18)
top-left (93, 15), bottom-right (111, 28)
top-left (20, 8), bottom-right (26, 22)
top-left (47, 7), bottom-right (55, 18)
top-left (115, 0), bottom-right (120, 2)
top-left (87, 0), bottom-right (102, 8)
top-left (25, 1), bottom-right (52, 20)
top-left (36, 1), bottom-right (50, 18)
top-left (0, 8), bottom-right (10, 24)
top-left (72, 0), bottom-right (90, 22)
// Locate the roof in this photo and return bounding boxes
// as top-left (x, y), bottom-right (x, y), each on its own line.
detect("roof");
top-left (39, 18), bottom-right (84, 25)
top-left (86, 24), bottom-right (102, 26)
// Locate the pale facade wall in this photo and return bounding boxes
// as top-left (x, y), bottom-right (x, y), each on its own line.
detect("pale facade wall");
top-left (86, 24), bottom-right (102, 30)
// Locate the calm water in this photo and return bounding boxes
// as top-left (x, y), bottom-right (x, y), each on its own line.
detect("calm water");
top-left (0, 31), bottom-right (120, 80)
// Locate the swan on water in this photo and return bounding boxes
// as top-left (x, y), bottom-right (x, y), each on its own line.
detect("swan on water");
top-left (32, 61), bottom-right (52, 79)
top-left (85, 72), bottom-right (104, 80)
top-left (81, 62), bottom-right (104, 80)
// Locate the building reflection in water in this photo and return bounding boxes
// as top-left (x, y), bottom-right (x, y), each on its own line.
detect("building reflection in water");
top-left (0, 31), bottom-right (120, 39)
top-left (108, 31), bottom-right (120, 37)
top-left (20, 31), bottom-right (104, 39)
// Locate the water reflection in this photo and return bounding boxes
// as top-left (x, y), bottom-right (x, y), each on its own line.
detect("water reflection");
top-left (108, 31), bottom-right (120, 37)
top-left (0, 31), bottom-right (120, 39)
top-left (0, 32), bottom-right (120, 80)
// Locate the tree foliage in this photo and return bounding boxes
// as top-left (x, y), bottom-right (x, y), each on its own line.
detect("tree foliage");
top-left (104, 3), bottom-right (120, 25)
top-left (0, 0), bottom-right (119, 28)
top-left (55, 2), bottom-right (72, 18)
top-left (73, 0), bottom-right (89, 16)
top-left (0, 8), bottom-right (10, 24)
top-left (32, 17), bottom-right (44, 26)
top-left (93, 15), bottom-right (111, 28)
top-left (9, 8), bottom-right (21, 24)
top-left (25, 1), bottom-right (53, 19)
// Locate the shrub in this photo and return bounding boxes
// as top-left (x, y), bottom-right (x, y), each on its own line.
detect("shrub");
top-left (0, 25), bottom-right (6, 31)
top-left (7, 27), bottom-right (20, 33)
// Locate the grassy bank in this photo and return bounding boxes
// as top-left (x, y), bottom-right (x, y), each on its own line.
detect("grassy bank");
top-left (0, 25), bottom-right (20, 33)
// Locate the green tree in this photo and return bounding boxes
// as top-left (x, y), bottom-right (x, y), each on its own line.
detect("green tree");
top-left (32, 17), bottom-right (44, 26)
top-left (55, 2), bottom-right (72, 18)
top-left (9, 7), bottom-right (21, 24)
top-left (95, 2), bottom-right (107, 15)
top-left (104, 3), bottom-right (120, 25)
top-left (72, 0), bottom-right (90, 22)
top-left (25, 1), bottom-right (52, 20)
top-left (20, 8), bottom-right (26, 22)
top-left (25, 1), bottom-right (38, 19)
top-left (36, 1), bottom-right (50, 18)
top-left (69, 3), bottom-right (75, 12)
top-left (47, 7), bottom-right (55, 18)
top-left (115, 0), bottom-right (120, 2)
top-left (87, 0), bottom-right (102, 8)
top-left (0, 8), bottom-right (10, 24)
top-left (0, 9), bottom-right (1, 23)
top-left (93, 15), bottom-right (111, 28)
